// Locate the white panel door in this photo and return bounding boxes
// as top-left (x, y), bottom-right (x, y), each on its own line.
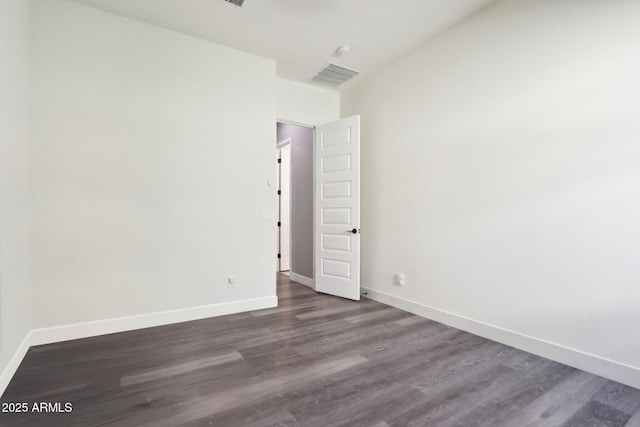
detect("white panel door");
top-left (315, 115), bottom-right (360, 300)
top-left (279, 146), bottom-right (291, 271)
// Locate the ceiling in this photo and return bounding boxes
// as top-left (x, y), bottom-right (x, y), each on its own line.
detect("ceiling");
top-left (70, 0), bottom-right (494, 90)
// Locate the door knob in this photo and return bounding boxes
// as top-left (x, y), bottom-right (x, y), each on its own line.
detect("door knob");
top-left (347, 228), bottom-right (360, 234)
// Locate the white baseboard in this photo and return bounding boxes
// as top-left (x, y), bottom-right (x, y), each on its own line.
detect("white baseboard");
top-left (0, 296), bottom-right (277, 397)
top-left (29, 296), bottom-right (277, 346)
top-left (0, 332), bottom-right (32, 398)
top-left (289, 272), bottom-right (314, 288)
top-left (362, 287), bottom-right (640, 390)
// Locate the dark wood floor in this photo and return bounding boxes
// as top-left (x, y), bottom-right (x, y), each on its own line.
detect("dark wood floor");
top-left (2, 274), bottom-right (640, 426)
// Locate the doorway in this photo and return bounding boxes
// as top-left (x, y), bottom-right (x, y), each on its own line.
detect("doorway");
top-left (276, 122), bottom-right (315, 287)
top-left (276, 116), bottom-right (361, 300)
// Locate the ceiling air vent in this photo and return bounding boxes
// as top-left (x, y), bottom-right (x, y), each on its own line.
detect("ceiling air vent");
top-left (310, 63), bottom-right (360, 87)
top-left (223, 0), bottom-right (245, 7)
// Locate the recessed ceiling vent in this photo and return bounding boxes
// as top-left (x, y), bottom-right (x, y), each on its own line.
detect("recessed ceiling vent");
top-left (223, 0), bottom-right (245, 7)
top-left (310, 63), bottom-right (360, 87)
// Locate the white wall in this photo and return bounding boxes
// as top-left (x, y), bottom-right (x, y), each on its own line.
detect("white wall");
top-left (0, 0), bottom-right (32, 383)
top-left (277, 78), bottom-right (339, 126)
top-left (342, 0), bottom-right (640, 386)
top-left (31, 0), bottom-right (277, 328)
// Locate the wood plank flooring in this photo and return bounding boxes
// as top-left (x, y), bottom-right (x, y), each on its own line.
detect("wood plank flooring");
top-left (2, 274), bottom-right (640, 426)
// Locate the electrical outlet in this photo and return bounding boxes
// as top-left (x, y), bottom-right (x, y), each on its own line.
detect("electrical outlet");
top-left (227, 275), bottom-right (238, 289)
top-left (393, 273), bottom-right (405, 286)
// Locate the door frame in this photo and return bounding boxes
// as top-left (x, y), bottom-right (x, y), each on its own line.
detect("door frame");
top-left (276, 138), bottom-right (291, 272)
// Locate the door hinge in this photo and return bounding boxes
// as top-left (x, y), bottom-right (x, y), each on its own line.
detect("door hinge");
top-left (277, 253), bottom-right (281, 259)
top-left (277, 222), bottom-right (281, 227)
top-left (277, 190), bottom-right (281, 195)
top-left (277, 158), bottom-right (282, 164)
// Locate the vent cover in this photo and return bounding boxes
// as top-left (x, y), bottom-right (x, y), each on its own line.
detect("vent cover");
top-left (223, 0), bottom-right (245, 6)
top-left (310, 63), bottom-right (360, 87)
